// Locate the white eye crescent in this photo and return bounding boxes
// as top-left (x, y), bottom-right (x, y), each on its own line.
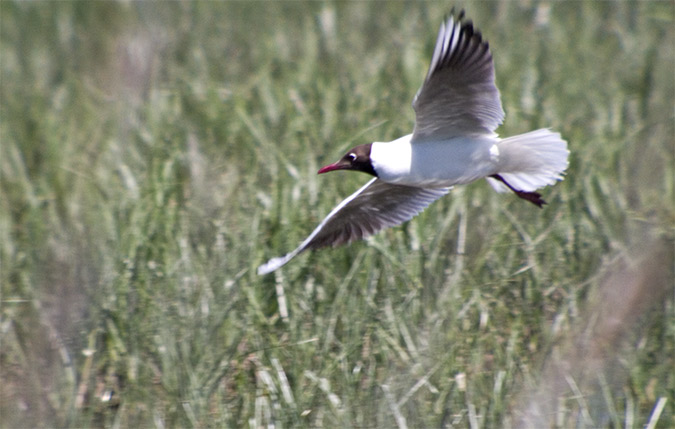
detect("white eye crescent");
top-left (348, 153), bottom-right (357, 161)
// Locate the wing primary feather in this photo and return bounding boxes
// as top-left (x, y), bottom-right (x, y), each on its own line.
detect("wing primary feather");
top-left (258, 179), bottom-right (450, 275)
top-left (257, 178), bottom-right (380, 275)
top-left (412, 11), bottom-right (504, 140)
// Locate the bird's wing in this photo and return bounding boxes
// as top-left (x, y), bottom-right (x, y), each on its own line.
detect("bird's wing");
top-left (257, 178), bottom-right (449, 274)
top-left (412, 11), bottom-right (504, 141)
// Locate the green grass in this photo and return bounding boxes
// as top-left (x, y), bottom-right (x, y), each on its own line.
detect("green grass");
top-left (1, 1), bottom-right (673, 427)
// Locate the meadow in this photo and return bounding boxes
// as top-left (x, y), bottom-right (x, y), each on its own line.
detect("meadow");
top-left (1, 1), bottom-right (673, 427)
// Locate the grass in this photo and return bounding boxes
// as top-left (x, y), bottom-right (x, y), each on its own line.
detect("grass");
top-left (1, 1), bottom-right (673, 427)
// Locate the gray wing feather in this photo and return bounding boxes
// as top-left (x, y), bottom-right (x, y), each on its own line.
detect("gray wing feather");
top-left (412, 11), bottom-right (504, 141)
top-left (257, 178), bottom-right (449, 274)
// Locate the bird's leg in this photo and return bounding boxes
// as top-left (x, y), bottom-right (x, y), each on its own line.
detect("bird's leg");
top-left (490, 174), bottom-right (546, 208)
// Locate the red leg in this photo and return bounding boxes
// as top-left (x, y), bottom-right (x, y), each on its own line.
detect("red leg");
top-left (490, 174), bottom-right (546, 208)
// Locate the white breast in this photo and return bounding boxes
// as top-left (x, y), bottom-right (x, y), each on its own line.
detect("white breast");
top-left (370, 134), bottom-right (500, 187)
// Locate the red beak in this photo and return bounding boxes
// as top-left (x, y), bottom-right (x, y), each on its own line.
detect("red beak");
top-left (317, 162), bottom-right (345, 174)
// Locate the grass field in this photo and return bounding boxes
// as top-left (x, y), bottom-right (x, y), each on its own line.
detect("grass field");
top-left (1, 1), bottom-right (674, 427)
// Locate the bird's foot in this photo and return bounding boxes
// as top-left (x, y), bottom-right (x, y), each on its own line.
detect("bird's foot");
top-left (514, 190), bottom-right (546, 208)
top-left (490, 174), bottom-right (547, 208)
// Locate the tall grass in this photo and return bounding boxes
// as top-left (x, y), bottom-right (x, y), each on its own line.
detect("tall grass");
top-left (1, 1), bottom-right (673, 427)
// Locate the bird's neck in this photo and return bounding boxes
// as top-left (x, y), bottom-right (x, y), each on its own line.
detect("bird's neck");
top-left (370, 135), bottom-right (413, 182)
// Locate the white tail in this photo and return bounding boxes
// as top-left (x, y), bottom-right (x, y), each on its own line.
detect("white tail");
top-left (487, 129), bottom-right (569, 193)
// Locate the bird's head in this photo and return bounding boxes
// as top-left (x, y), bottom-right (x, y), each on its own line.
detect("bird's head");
top-left (318, 143), bottom-right (376, 176)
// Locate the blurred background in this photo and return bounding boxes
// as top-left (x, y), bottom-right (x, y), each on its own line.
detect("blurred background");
top-left (1, 1), bottom-right (673, 427)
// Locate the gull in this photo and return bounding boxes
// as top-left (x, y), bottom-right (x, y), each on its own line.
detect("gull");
top-left (258, 10), bottom-right (568, 275)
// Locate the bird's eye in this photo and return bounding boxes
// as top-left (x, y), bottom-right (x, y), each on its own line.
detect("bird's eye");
top-left (348, 153), bottom-right (357, 161)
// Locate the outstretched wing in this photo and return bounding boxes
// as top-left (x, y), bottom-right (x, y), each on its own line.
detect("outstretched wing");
top-left (258, 178), bottom-right (449, 274)
top-left (412, 11), bottom-right (504, 141)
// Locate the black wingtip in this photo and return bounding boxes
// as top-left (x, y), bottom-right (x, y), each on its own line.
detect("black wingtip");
top-left (445, 9), bottom-right (484, 45)
top-left (449, 7), bottom-right (465, 21)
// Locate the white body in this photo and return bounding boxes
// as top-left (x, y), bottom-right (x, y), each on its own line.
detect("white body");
top-left (371, 134), bottom-right (500, 188)
top-left (372, 129), bottom-right (567, 192)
